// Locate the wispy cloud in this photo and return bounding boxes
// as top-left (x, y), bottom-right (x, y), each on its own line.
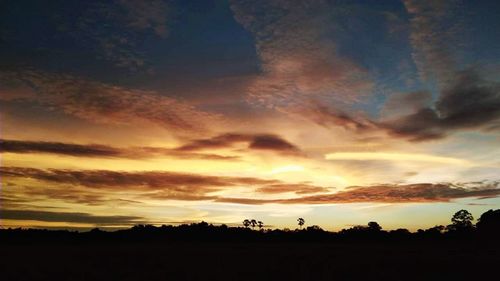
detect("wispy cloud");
top-left (325, 152), bottom-right (470, 166)
top-left (3, 167), bottom-right (499, 205)
top-left (230, 0), bottom-right (373, 114)
top-left (403, 0), bottom-right (463, 84)
top-left (0, 70), bottom-right (221, 134)
top-left (69, 0), bottom-right (171, 70)
top-left (0, 209), bottom-right (146, 226)
top-left (255, 183), bottom-right (330, 195)
top-left (0, 167), bottom-right (278, 202)
top-left (0, 139), bottom-right (238, 160)
top-left (0, 139), bottom-right (121, 157)
top-left (220, 182), bottom-right (500, 205)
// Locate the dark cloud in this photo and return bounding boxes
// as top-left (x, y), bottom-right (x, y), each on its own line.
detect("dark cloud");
top-left (381, 91), bottom-right (433, 118)
top-left (374, 1), bottom-right (500, 140)
top-left (308, 69), bottom-right (500, 141)
top-left (248, 134), bottom-right (300, 153)
top-left (0, 139), bottom-right (120, 157)
top-left (176, 133), bottom-right (302, 155)
top-left (0, 139), bottom-right (239, 161)
top-left (175, 133), bottom-right (251, 151)
top-left (0, 209), bottom-right (145, 225)
top-left (383, 70), bottom-right (500, 141)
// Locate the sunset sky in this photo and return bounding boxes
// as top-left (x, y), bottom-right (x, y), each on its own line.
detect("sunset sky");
top-left (1, 0), bottom-right (500, 231)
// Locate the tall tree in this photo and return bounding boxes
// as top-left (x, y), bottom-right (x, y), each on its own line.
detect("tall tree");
top-left (447, 210), bottom-right (474, 232)
top-left (257, 221), bottom-right (264, 230)
top-left (297, 218), bottom-right (305, 229)
top-left (250, 219), bottom-right (257, 229)
top-left (368, 221), bottom-right (382, 231)
top-left (476, 209), bottom-right (500, 235)
top-left (243, 219), bottom-right (251, 228)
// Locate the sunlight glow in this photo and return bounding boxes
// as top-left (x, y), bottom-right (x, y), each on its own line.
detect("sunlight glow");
top-left (325, 152), bottom-right (471, 166)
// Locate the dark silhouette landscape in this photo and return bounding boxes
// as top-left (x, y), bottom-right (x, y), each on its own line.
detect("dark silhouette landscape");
top-left (2, 1), bottom-right (500, 280)
top-left (1, 209), bottom-right (500, 281)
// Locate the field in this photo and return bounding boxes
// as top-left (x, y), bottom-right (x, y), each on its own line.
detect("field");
top-left (1, 241), bottom-right (498, 281)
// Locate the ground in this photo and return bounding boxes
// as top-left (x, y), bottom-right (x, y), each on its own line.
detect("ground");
top-left (1, 241), bottom-right (498, 281)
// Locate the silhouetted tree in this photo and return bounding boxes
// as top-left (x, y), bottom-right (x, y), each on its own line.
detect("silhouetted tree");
top-left (250, 219), bottom-right (257, 229)
top-left (420, 225), bottom-right (445, 238)
top-left (390, 228), bottom-right (411, 237)
top-left (243, 219), bottom-right (251, 228)
top-left (447, 210), bottom-right (474, 232)
top-left (368, 221), bottom-right (382, 231)
top-left (297, 218), bottom-right (305, 229)
top-left (306, 225), bottom-right (323, 232)
top-left (476, 209), bottom-right (500, 236)
top-left (257, 221), bottom-right (264, 230)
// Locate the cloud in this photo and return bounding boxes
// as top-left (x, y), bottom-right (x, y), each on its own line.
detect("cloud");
top-left (0, 139), bottom-right (238, 160)
top-left (382, 69), bottom-right (500, 140)
top-left (0, 167), bottom-right (275, 190)
top-left (248, 134), bottom-right (300, 153)
top-left (176, 133), bottom-right (302, 155)
top-left (220, 182), bottom-right (500, 205)
top-left (299, 104), bottom-right (376, 131)
top-left (0, 139), bottom-right (120, 157)
top-left (230, 0), bottom-right (373, 113)
top-left (325, 152), bottom-right (470, 166)
top-left (0, 70), bottom-right (220, 134)
top-left (255, 183), bottom-right (330, 195)
top-left (366, 1), bottom-right (500, 141)
top-left (403, 0), bottom-right (462, 84)
top-left (380, 91), bottom-right (433, 118)
top-left (3, 166), bottom-right (499, 205)
top-left (116, 0), bottom-right (170, 37)
top-left (306, 69), bottom-right (500, 141)
top-left (70, 0), bottom-right (171, 70)
top-left (0, 167), bottom-right (279, 201)
top-left (175, 133), bottom-right (251, 151)
top-left (0, 209), bottom-right (145, 226)
top-left (227, 0), bottom-right (499, 142)
top-left (283, 182), bottom-right (500, 204)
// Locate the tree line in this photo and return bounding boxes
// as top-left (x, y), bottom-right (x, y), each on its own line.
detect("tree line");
top-left (1, 209), bottom-right (499, 244)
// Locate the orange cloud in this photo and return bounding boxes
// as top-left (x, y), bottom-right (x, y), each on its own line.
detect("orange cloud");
top-left (220, 182), bottom-right (500, 205)
top-left (256, 183), bottom-right (330, 195)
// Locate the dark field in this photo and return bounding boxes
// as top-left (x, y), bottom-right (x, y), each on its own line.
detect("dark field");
top-left (1, 241), bottom-right (499, 281)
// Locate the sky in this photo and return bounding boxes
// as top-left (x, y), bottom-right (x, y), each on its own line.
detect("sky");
top-left (1, 0), bottom-right (500, 231)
